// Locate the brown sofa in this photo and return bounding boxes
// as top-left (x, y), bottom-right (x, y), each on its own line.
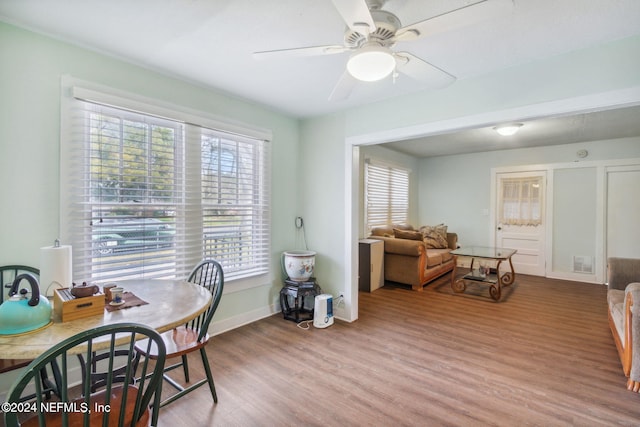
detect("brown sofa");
top-left (607, 257), bottom-right (640, 391)
top-left (369, 224), bottom-right (458, 291)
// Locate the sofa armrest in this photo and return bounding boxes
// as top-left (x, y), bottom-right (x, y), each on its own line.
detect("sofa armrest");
top-left (609, 257), bottom-right (640, 290)
top-left (447, 233), bottom-right (458, 250)
top-left (625, 283), bottom-right (640, 383)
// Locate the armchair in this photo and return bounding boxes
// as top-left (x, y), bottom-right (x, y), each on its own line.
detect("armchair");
top-left (607, 257), bottom-right (640, 391)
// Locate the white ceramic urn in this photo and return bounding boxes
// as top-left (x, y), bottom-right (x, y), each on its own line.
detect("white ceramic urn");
top-left (283, 250), bottom-right (316, 281)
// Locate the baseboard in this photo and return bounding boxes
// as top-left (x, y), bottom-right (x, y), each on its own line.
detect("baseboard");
top-left (546, 271), bottom-right (604, 284)
top-left (208, 303), bottom-right (280, 336)
top-left (208, 302), bottom-right (354, 336)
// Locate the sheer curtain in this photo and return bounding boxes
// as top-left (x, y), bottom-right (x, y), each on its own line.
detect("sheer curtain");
top-left (499, 177), bottom-right (543, 226)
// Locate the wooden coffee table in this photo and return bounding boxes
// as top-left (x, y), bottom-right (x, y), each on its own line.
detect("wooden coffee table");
top-left (450, 246), bottom-right (517, 301)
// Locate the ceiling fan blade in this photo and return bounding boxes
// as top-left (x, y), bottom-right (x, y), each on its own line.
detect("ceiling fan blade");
top-left (395, 0), bottom-right (513, 42)
top-left (331, 0), bottom-right (376, 34)
top-left (253, 45), bottom-right (349, 60)
top-left (395, 52), bottom-right (456, 89)
top-left (329, 71), bottom-right (358, 102)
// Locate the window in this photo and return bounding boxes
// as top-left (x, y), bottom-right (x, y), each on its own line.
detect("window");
top-left (62, 85), bottom-right (270, 284)
top-left (200, 129), bottom-right (270, 278)
top-left (364, 159), bottom-right (410, 232)
top-left (499, 176), bottom-right (543, 226)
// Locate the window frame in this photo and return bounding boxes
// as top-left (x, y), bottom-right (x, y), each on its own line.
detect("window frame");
top-left (60, 77), bottom-right (272, 291)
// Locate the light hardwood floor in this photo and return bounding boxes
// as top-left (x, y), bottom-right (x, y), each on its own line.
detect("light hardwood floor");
top-left (4, 273), bottom-right (636, 426)
top-left (156, 273), bottom-right (640, 426)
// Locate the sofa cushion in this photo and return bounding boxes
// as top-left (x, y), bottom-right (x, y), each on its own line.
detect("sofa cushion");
top-left (393, 223), bottom-right (414, 231)
top-left (431, 248), bottom-right (454, 263)
top-left (420, 224), bottom-right (449, 249)
top-left (426, 252), bottom-right (443, 268)
top-left (370, 224), bottom-right (415, 238)
top-left (394, 228), bottom-right (423, 241)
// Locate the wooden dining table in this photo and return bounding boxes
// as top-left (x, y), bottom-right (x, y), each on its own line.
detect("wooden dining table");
top-left (0, 279), bottom-right (212, 359)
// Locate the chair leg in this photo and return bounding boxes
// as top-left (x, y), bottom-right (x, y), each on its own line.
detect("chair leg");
top-left (39, 367), bottom-right (52, 400)
top-left (200, 348), bottom-right (217, 403)
top-left (182, 355), bottom-right (189, 382)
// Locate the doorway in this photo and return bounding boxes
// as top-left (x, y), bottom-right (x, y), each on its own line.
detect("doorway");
top-left (495, 171), bottom-right (547, 276)
top-left (345, 88), bottom-right (640, 321)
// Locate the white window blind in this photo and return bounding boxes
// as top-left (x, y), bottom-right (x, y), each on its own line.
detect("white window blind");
top-left (200, 128), bottom-right (270, 279)
top-left (62, 92), bottom-right (270, 283)
top-left (364, 159), bottom-right (410, 232)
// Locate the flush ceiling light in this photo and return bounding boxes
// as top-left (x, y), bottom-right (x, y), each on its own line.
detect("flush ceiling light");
top-left (494, 123), bottom-right (523, 136)
top-left (347, 44), bottom-right (396, 82)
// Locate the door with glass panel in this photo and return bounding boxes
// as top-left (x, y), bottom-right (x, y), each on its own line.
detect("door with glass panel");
top-left (495, 171), bottom-right (546, 276)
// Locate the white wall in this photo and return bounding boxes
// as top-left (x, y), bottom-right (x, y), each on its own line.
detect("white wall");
top-left (418, 138), bottom-right (640, 246)
top-left (552, 166), bottom-right (598, 275)
top-left (417, 138), bottom-right (640, 282)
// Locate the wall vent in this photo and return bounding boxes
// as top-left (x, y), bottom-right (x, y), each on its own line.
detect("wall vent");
top-left (573, 256), bottom-right (594, 274)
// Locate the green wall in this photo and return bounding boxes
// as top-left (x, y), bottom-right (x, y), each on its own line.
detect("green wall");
top-left (0, 22), bottom-right (301, 330)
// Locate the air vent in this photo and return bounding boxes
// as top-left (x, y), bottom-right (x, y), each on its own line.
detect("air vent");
top-left (573, 256), bottom-right (594, 274)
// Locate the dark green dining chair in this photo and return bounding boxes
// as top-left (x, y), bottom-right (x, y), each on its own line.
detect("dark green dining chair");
top-left (0, 265), bottom-right (59, 402)
top-left (4, 322), bottom-right (167, 427)
top-left (133, 259), bottom-right (224, 408)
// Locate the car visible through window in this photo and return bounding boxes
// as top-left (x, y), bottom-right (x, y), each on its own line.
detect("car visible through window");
top-left (92, 218), bottom-right (174, 255)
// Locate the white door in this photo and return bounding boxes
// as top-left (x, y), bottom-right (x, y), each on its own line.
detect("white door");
top-left (495, 171), bottom-right (546, 276)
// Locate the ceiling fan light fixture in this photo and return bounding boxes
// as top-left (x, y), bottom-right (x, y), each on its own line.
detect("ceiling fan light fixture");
top-left (494, 123), bottom-right (523, 136)
top-left (347, 44), bottom-right (396, 82)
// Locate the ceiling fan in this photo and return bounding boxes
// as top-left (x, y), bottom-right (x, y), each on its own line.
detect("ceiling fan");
top-left (253, 0), bottom-right (513, 101)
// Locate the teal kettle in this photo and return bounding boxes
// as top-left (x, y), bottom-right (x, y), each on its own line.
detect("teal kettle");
top-left (0, 274), bottom-right (52, 335)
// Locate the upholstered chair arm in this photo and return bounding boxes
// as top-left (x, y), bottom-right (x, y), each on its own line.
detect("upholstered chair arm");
top-left (625, 283), bottom-right (640, 384)
top-left (608, 257), bottom-right (640, 291)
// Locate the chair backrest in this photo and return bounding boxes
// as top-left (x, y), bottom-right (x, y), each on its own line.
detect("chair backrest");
top-left (608, 257), bottom-right (640, 290)
top-left (5, 323), bottom-right (166, 427)
top-left (0, 265), bottom-right (40, 305)
top-left (186, 259), bottom-right (224, 342)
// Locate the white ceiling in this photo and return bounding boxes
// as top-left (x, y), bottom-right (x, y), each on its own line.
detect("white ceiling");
top-left (383, 105), bottom-right (640, 157)
top-left (2, 0), bottom-right (640, 156)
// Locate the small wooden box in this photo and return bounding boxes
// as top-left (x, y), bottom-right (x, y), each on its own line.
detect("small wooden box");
top-left (54, 288), bottom-right (105, 322)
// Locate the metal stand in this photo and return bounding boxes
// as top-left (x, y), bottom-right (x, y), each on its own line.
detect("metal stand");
top-left (280, 278), bottom-right (321, 322)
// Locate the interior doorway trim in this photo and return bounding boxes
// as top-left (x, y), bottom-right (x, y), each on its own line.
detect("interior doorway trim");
top-left (344, 85), bottom-right (640, 320)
